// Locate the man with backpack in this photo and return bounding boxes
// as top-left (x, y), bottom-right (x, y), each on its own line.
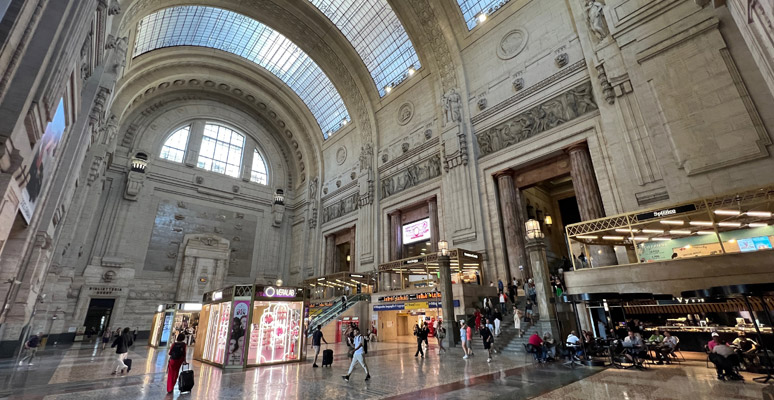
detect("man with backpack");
top-left (19, 332), bottom-right (42, 366)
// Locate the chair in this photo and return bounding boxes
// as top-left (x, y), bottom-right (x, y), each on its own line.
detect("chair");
top-left (704, 345), bottom-right (712, 369)
top-left (670, 343), bottom-right (686, 364)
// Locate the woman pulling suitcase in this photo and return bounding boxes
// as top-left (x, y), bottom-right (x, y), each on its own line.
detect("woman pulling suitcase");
top-left (167, 333), bottom-right (194, 394)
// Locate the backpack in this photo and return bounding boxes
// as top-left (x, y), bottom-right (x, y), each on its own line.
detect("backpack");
top-left (170, 342), bottom-right (185, 360)
top-left (437, 326), bottom-right (446, 339)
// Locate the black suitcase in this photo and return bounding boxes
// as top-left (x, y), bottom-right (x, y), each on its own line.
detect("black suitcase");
top-left (178, 362), bottom-right (194, 393)
top-left (124, 358), bottom-right (132, 372)
top-left (322, 349), bottom-right (334, 367)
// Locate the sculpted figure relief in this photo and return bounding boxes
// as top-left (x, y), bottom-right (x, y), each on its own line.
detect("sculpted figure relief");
top-left (321, 192), bottom-right (359, 224)
top-left (379, 155), bottom-right (442, 200)
top-left (442, 88), bottom-right (462, 125)
top-left (585, 0), bottom-right (609, 40)
top-left (476, 82), bottom-right (597, 157)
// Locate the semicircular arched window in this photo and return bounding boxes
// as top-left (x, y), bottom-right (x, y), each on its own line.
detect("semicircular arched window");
top-left (197, 124), bottom-right (244, 177)
top-left (251, 149), bottom-right (268, 185)
top-left (159, 126), bottom-right (190, 163)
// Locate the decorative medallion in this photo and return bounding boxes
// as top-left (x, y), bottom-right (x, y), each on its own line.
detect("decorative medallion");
top-left (497, 29), bottom-right (528, 60)
top-left (397, 102), bottom-right (414, 126)
top-left (336, 146), bottom-right (347, 165)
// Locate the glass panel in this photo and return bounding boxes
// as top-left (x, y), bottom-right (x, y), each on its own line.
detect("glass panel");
top-left (160, 126), bottom-right (190, 163)
top-left (247, 301), bottom-right (303, 365)
top-left (134, 6), bottom-right (350, 138)
top-left (197, 124), bottom-right (244, 177)
top-left (308, 0), bottom-right (421, 96)
top-left (251, 149), bottom-right (268, 185)
top-left (456, 0), bottom-right (509, 30)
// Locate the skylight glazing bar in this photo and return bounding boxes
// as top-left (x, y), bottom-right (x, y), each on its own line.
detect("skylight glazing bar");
top-left (133, 6), bottom-right (350, 138)
top-left (457, 0), bottom-right (511, 30)
top-left (307, 0), bottom-right (421, 96)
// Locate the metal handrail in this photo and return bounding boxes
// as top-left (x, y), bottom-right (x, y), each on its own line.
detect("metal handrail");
top-left (306, 293), bottom-right (370, 335)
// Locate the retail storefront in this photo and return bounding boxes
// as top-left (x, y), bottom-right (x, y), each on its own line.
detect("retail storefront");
top-left (148, 303), bottom-right (202, 348)
top-left (370, 290), bottom-right (462, 342)
top-left (193, 285), bottom-right (307, 368)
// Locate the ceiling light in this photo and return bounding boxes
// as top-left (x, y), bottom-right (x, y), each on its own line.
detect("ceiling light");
top-left (576, 235), bottom-right (598, 240)
top-left (669, 230), bottom-right (692, 235)
top-left (408, 66), bottom-right (416, 76)
top-left (615, 228), bottom-right (638, 233)
top-left (385, 85), bottom-right (392, 93)
top-left (749, 223), bottom-right (769, 227)
top-left (477, 13), bottom-right (487, 23)
top-left (697, 231), bottom-right (716, 235)
top-left (651, 237), bottom-right (671, 241)
top-left (642, 229), bottom-right (664, 234)
top-left (747, 211), bottom-right (772, 218)
top-left (718, 222), bottom-right (742, 227)
top-left (632, 237), bottom-right (649, 241)
top-left (728, 239), bottom-right (736, 243)
top-left (714, 210), bottom-right (741, 216)
top-left (690, 221), bottom-right (714, 226)
top-left (602, 236), bottom-right (624, 240)
top-left (661, 220), bottom-right (684, 225)
top-left (341, 119), bottom-right (348, 126)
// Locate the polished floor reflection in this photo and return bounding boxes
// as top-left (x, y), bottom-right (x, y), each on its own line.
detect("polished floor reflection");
top-left (0, 340), bottom-right (768, 399)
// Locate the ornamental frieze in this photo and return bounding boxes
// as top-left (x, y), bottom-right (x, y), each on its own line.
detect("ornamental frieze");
top-left (321, 192), bottom-right (359, 224)
top-left (476, 81), bottom-right (597, 157)
top-left (380, 155), bottom-right (442, 200)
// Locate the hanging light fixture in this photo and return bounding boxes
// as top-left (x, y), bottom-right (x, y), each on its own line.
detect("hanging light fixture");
top-left (544, 215), bottom-right (553, 227)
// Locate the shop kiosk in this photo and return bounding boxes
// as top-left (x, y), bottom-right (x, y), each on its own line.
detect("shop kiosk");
top-left (148, 303), bottom-right (202, 348)
top-left (194, 284), bottom-right (307, 368)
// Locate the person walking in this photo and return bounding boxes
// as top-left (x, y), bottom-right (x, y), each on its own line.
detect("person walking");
top-left (342, 327), bottom-right (370, 382)
top-left (498, 292), bottom-right (508, 315)
top-left (111, 327), bottom-right (133, 375)
top-left (494, 313), bottom-right (502, 337)
top-left (460, 320), bottom-right (472, 359)
top-left (480, 320), bottom-right (495, 363)
top-left (497, 279), bottom-right (504, 294)
top-left (435, 322), bottom-right (447, 354)
top-left (100, 327), bottom-right (112, 351)
top-left (340, 295), bottom-right (347, 313)
top-left (311, 325), bottom-right (328, 367)
top-left (166, 333), bottom-right (187, 394)
top-left (474, 309), bottom-right (482, 332)
top-left (414, 322), bottom-right (428, 357)
top-left (19, 332), bottom-right (42, 365)
top-left (513, 307), bottom-right (524, 338)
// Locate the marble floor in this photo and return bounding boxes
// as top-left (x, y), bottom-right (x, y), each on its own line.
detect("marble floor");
top-left (0, 340), bottom-right (769, 399)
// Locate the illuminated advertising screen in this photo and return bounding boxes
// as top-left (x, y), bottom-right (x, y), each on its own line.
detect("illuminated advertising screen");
top-left (247, 301), bottom-right (303, 365)
top-left (402, 218), bottom-right (431, 244)
top-left (227, 300), bottom-right (249, 366)
top-left (160, 312), bottom-right (173, 346)
top-left (738, 236), bottom-right (773, 252)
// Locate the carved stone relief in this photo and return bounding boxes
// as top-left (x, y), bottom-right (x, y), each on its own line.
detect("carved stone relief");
top-left (397, 102), bottom-right (414, 126)
top-left (321, 192), bottom-right (359, 224)
top-left (336, 146), bottom-right (347, 165)
top-left (476, 81), bottom-right (598, 157)
top-left (585, 0), bottom-right (609, 41)
top-left (497, 29), bottom-right (528, 60)
top-left (442, 88), bottom-right (462, 126)
top-left (380, 155), bottom-right (442, 200)
top-left (555, 53), bottom-right (569, 68)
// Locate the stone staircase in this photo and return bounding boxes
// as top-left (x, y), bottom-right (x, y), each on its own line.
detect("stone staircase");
top-left (466, 301), bottom-right (554, 357)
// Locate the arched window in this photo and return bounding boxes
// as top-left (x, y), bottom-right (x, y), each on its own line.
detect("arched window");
top-left (251, 149), bottom-right (268, 185)
top-left (159, 126), bottom-right (190, 163)
top-left (197, 124), bottom-right (244, 177)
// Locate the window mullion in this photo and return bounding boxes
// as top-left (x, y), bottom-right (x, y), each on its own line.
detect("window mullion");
top-left (241, 135), bottom-right (256, 182)
top-left (187, 120), bottom-right (207, 167)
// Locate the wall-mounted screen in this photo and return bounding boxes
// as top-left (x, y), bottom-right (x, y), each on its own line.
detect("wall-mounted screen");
top-left (402, 218), bottom-right (431, 245)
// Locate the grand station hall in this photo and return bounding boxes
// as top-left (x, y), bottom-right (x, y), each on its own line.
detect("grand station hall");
top-left (2, 0), bottom-right (774, 399)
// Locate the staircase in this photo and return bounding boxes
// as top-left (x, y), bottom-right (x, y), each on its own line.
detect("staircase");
top-left (466, 300), bottom-right (554, 356)
top-left (305, 293), bottom-right (370, 336)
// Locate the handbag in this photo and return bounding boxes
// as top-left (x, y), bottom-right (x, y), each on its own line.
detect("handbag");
top-left (437, 327), bottom-right (446, 339)
top-left (347, 348), bottom-right (355, 358)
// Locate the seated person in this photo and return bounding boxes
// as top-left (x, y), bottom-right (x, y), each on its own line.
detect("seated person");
top-left (528, 331), bottom-right (546, 361)
top-left (566, 330), bottom-right (583, 359)
top-left (708, 332), bottom-right (723, 351)
top-left (732, 331), bottom-right (758, 367)
top-left (648, 332), bottom-right (664, 344)
top-left (543, 332), bottom-right (557, 360)
top-left (655, 331), bottom-right (678, 364)
top-left (622, 329), bottom-right (646, 366)
top-left (709, 336), bottom-right (744, 381)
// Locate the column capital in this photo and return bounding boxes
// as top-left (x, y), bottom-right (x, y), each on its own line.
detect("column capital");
top-left (493, 169), bottom-right (514, 180)
top-left (565, 142), bottom-right (589, 154)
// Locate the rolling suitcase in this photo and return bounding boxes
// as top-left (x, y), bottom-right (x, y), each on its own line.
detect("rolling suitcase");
top-left (124, 358), bottom-right (132, 372)
top-left (178, 362), bottom-right (195, 393)
top-left (322, 348), bottom-right (334, 367)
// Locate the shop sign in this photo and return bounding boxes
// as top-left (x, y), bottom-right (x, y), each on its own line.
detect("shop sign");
top-left (373, 304), bottom-right (405, 311)
top-left (212, 291), bottom-right (223, 301)
top-left (462, 252), bottom-right (479, 259)
top-left (378, 292), bottom-right (441, 302)
top-left (636, 204), bottom-right (697, 221)
top-left (257, 286), bottom-right (300, 298)
top-left (403, 258), bottom-right (422, 265)
top-left (405, 302), bottom-right (428, 310)
top-left (402, 218), bottom-right (431, 244)
top-left (310, 302), bottom-right (334, 308)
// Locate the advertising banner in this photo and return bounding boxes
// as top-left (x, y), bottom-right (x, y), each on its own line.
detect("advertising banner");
top-left (227, 300), bottom-right (249, 366)
top-left (402, 218), bottom-right (431, 244)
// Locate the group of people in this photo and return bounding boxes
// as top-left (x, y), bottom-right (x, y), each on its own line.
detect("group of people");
top-left (707, 331), bottom-right (760, 381)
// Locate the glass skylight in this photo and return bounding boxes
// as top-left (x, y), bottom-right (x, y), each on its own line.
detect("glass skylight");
top-left (308, 0), bottom-right (421, 96)
top-left (133, 6), bottom-right (350, 138)
top-left (457, 0), bottom-right (510, 30)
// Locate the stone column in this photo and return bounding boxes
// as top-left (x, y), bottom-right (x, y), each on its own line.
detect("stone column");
top-left (349, 226), bottom-right (356, 272)
top-left (389, 211), bottom-right (402, 260)
top-left (525, 238), bottom-right (560, 339)
top-left (428, 197), bottom-right (440, 252)
top-left (495, 171), bottom-right (529, 281)
top-left (325, 234), bottom-right (336, 275)
top-left (566, 143), bottom-right (617, 267)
